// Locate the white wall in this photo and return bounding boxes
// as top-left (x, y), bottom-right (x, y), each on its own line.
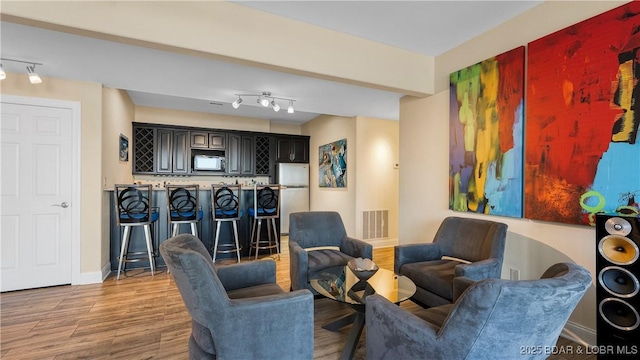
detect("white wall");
top-left (400, 1), bottom-right (629, 343)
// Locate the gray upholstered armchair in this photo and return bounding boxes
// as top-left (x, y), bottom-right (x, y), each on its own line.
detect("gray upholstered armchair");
top-left (289, 211), bottom-right (373, 294)
top-left (395, 216), bottom-right (507, 307)
top-left (366, 262), bottom-right (592, 360)
top-left (160, 234), bottom-right (314, 360)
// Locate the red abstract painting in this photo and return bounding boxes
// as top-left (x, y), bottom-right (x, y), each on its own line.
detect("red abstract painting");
top-left (526, 2), bottom-right (640, 225)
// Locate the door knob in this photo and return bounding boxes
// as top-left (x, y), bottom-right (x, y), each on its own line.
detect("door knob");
top-left (52, 202), bottom-right (70, 208)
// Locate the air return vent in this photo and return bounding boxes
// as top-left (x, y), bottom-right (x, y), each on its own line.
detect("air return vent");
top-left (363, 210), bottom-right (388, 240)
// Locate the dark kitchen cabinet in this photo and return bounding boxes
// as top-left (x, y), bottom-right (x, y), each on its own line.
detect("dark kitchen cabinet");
top-left (276, 136), bottom-right (309, 163)
top-left (191, 131), bottom-right (226, 150)
top-left (156, 129), bottom-right (189, 174)
top-left (227, 134), bottom-right (255, 176)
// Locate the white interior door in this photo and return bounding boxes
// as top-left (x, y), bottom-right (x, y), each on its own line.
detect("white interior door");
top-left (1, 102), bottom-right (73, 291)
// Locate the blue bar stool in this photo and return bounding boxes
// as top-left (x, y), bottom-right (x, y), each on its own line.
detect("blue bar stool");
top-left (248, 184), bottom-right (281, 260)
top-left (211, 184), bottom-right (242, 263)
top-left (166, 185), bottom-right (203, 238)
top-left (114, 184), bottom-right (159, 280)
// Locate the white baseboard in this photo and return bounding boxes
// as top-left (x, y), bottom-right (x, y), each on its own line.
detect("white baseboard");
top-left (561, 321), bottom-right (596, 347)
top-left (72, 262), bottom-right (110, 285)
top-left (367, 238), bottom-right (398, 249)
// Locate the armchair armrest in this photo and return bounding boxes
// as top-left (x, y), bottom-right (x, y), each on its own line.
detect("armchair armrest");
top-left (454, 258), bottom-right (501, 280)
top-left (366, 294), bottom-right (440, 360)
top-left (218, 289), bottom-right (314, 359)
top-left (341, 236), bottom-right (373, 259)
top-left (289, 240), bottom-right (309, 291)
top-left (215, 259), bottom-right (276, 291)
top-left (452, 276), bottom-right (475, 302)
top-left (394, 243), bottom-right (442, 274)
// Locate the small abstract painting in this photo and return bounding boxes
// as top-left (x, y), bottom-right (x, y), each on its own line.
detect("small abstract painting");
top-left (119, 134), bottom-right (129, 162)
top-left (449, 46), bottom-right (525, 218)
top-left (319, 138), bottom-right (347, 188)
top-left (525, 2), bottom-right (640, 226)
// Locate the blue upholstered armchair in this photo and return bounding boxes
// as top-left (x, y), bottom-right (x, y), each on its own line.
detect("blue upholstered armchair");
top-left (160, 234), bottom-right (314, 360)
top-left (289, 211), bottom-right (373, 294)
top-left (395, 216), bottom-right (507, 307)
top-left (366, 262), bottom-right (592, 360)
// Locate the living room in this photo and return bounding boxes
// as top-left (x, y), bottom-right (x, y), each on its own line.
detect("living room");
top-left (1, 1), bottom-right (637, 358)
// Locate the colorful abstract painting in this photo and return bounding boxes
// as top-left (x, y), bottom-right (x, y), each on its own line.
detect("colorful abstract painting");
top-left (449, 46), bottom-right (524, 218)
top-left (525, 2), bottom-right (640, 226)
top-left (319, 138), bottom-right (347, 188)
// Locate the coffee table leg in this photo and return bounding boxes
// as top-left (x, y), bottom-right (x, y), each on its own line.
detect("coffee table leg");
top-left (322, 312), bottom-right (357, 332)
top-left (339, 312), bottom-right (365, 360)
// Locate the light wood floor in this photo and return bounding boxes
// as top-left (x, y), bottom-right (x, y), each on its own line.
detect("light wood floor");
top-left (1, 242), bottom-right (591, 359)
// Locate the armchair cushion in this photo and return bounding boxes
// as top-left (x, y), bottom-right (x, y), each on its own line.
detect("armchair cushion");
top-left (307, 249), bottom-right (353, 277)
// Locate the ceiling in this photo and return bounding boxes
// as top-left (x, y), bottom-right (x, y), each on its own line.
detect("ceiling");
top-left (0, 1), bottom-right (540, 125)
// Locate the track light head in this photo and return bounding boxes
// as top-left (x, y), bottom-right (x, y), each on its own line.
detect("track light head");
top-left (26, 65), bottom-right (42, 84)
top-left (260, 97), bottom-right (270, 107)
top-left (232, 97), bottom-right (243, 109)
top-left (0, 64), bottom-right (6, 80)
top-left (287, 101), bottom-right (295, 114)
top-left (271, 100), bottom-right (280, 112)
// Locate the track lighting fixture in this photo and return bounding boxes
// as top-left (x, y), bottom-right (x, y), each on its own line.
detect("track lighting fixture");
top-left (26, 65), bottom-right (42, 84)
top-left (231, 91), bottom-right (295, 114)
top-left (0, 58), bottom-right (43, 84)
top-left (232, 97), bottom-right (243, 109)
top-left (271, 100), bottom-right (280, 112)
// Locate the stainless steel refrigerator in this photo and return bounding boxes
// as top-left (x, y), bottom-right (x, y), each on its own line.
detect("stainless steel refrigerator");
top-left (277, 163), bottom-right (310, 234)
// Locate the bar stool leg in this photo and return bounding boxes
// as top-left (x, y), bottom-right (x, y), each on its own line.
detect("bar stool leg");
top-left (190, 222), bottom-right (198, 237)
top-left (254, 219), bottom-right (263, 260)
top-left (232, 220), bottom-right (241, 263)
top-left (172, 224), bottom-right (179, 237)
top-left (271, 218), bottom-right (280, 255)
top-left (212, 221), bottom-right (222, 262)
top-left (249, 218), bottom-right (256, 257)
top-left (117, 225), bottom-right (131, 280)
top-left (144, 224), bottom-right (155, 276)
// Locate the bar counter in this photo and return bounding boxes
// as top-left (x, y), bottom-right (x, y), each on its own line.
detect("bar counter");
top-left (107, 186), bottom-right (280, 271)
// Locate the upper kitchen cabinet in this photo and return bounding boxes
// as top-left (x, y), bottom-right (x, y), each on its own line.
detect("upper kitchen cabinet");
top-left (227, 134), bottom-right (255, 176)
top-left (190, 131), bottom-right (226, 150)
top-left (156, 129), bottom-right (189, 174)
top-left (276, 136), bottom-right (309, 163)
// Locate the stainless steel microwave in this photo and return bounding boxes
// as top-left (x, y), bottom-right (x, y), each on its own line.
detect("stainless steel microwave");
top-left (193, 154), bottom-right (225, 171)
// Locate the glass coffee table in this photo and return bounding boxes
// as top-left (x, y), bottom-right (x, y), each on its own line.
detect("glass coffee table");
top-left (310, 265), bottom-right (416, 360)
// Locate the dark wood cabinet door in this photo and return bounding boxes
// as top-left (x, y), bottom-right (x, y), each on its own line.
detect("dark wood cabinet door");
top-left (156, 129), bottom-right (173, 173)
top-left (172, 130), bottom-right (189, 174)
top-left (291, 138), bottom-right (308, 163)
top-left (276, 138), bottom-right (293, 162)
top-left (190, 131), bottom-right (209, 148)
top-left (208, 133), bottom-right (226, 150)
top-left (240, 136), bottom-right (255, 175)
top-left (227, 134), bottom-right (241, 175)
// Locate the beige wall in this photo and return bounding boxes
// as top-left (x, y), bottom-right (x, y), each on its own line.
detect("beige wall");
top-left (302, 115), bottom-right (357, 235)
top-left (355, 116), bottom-right (399, 243)
top-left (302, 115), bottom-right (399, 243)
top-left (1, 73), bottom-right (104, 274)
top-left (102, 88), bottom-right (136, 269)
top-left (400, 1), bottom-right (629, 340)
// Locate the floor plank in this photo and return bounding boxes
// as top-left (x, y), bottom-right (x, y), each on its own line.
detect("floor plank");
top-left (0, 241), bottom-right (592, 359)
